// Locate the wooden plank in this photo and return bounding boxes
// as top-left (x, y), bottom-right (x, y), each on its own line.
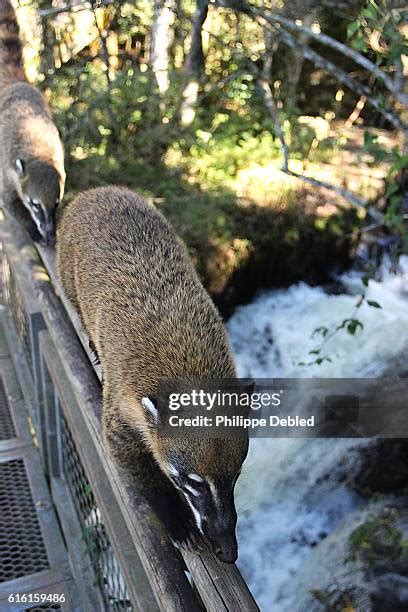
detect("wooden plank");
top-left (38, 242), bottom-right (260, 611)
top-left (50, 478), bottom-right (109, 612)
top-left (0, 217), bottom-right (260, 612)
top-left (0, 569), bottom-right (77, 611)
top-left (40, 329), bottom-right (158, 612)
top-left (0, 220), bottom-right (199, 612)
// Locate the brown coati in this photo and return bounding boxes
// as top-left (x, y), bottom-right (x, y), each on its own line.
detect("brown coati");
top-left (57, 186), bottom-right (249, 563)
top-left (0, 0), bottom-right (65, 245)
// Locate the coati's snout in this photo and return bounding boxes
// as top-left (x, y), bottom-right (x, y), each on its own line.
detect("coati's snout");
top-left (185, 476), bottom-right (239, 563)
top-left (166, 459), bottom-right (242, 564)
top-left (139, 396), bottom-right (248, 564)
top-left (14, 158), bottom-right (63, 244)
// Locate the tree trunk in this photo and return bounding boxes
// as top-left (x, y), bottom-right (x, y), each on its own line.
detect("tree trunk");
top-left (285, 13), bottom-right (314, 110)
top-left (150, 0), bottom-right (176, 95)
top-left (179, 0), bottom-right (209, 127)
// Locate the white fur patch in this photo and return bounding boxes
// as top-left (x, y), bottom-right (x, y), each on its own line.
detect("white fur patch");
top-left (167, 463), bottom-right (179, 477)
top-left (188, 473), bottom-right (204, 482)
top-left (32, 214), bottom-right (43, 235)
top-left (184, 484), bottom-right (200, 497)
top-left (15, 159), bottom-right (24, 175)
top-left (141, 397), bottom-right (158, 422)
top-left (208, 479), bottom-right (221, 510)
top-left (182, 492), bottom-right (203, 533)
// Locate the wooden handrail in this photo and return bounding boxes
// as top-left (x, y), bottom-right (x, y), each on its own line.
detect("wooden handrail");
top-left (1, 217), bottom-right (259, 612)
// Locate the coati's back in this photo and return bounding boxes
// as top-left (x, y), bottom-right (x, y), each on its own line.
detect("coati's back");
top-left (58, 186), bottom-right (235, 381)
top-left (0, 0), bottom-right (25, 88)
top-left (0, 0), bottom-right (65, 245)
top-left (57, 186), bottom-right (249, 563)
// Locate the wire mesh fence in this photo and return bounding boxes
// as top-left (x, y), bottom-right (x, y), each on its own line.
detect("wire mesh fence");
top-left (60, 406), bottom-right (132, 611)
top-left (0, 376), bottom-right (16, 440)
top-left (2, 254), bottom-right (33, 375)
top-left (0, 458), bottom-right (49, 583)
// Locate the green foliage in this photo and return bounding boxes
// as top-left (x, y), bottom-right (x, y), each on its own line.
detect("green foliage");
top-left (363, 130), bottom-right (408, 253)
top-left (347, 0), bottom-right (408, 64)
top-left (24, 0), bottom-right (403, 311)
top-left (349, 510), bottom-right (408, 566)
top-left (310, 586), bottom-right (358, 611)
top-left (301, 289), bottom-right (385, 366)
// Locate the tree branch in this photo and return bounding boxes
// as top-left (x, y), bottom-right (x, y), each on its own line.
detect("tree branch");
top-left (252, 65), bottom-right (383, 220)
top-left (263, 20), bottom-right (407, 134)
top-left (258, 10), bottom-right (408, 107)
top-left (38, 1), bottom-right (114, 18)
top-left (210, 0), bottom-right (407, 135)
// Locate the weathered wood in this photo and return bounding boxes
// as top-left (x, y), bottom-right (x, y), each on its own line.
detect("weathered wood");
top-left (0, 218), bottom-right (200, 612)
top-left (0, 217), bottom-right (260, 611)
top-left (40, 330), bottom-right (157, 612)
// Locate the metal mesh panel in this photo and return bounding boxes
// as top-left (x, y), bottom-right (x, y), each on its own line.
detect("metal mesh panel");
top-left (0, 459), bottom-right (48, 582)
top-left (0, 376), bottom-right (16, 440)
top-left (60, 408), bottom-right (132, 611)
top-left (2, 255), bottom-right (33, 374)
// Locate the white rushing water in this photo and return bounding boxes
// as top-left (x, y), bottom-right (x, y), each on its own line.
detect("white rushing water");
top-left (228, 256), bottom-right (408, 610)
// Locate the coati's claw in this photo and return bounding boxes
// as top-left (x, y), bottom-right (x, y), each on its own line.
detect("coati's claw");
top-left (164, 506), bottom-right (204, 554)
top-left (169, 525), bottom-right (204, 554)
top-left (57, 186), bottom-right (248, 567)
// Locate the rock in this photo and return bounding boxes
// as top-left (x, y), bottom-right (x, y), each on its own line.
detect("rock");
top-left (352, 439), bottom-right (408, 493)
top-left (293, 499), bottom-right (408, 612)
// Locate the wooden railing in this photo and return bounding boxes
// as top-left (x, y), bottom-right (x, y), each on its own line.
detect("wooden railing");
top-left (0, 216), bottom-right (259, 612)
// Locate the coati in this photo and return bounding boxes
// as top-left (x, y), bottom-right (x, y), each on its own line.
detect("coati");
top-left (57, 186), bottom-right (249, 563)
top-left (0, 0), bottom-right (65, 245)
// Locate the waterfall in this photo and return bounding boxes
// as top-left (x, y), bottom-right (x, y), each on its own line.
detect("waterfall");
top-left (228, 256), bottom-right (408, 609)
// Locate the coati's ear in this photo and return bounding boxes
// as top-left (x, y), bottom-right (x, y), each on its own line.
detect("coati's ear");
top-left (15, 159), bottom-right (25, 177)
top-left (141, 396), bottom-right (159, 425)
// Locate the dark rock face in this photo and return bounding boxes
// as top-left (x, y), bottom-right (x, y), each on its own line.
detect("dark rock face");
top-left (372, 574), bottom-right (408, 611)
top-left (293, 502), bottom-right (408, 612)
top-left (352, 439), bottom-right (408, 494)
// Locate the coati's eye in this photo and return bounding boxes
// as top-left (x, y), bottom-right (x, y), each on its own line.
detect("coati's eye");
top-left (15, 158), bottom-right (25, 176)
top-left (31, 202), bottom-right (41, 215)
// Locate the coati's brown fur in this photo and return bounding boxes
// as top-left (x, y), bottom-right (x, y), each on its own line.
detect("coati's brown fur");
top-left (0, 0), bottom-right (65, 244)
top-left (57, 186), bottom-right (249, 563)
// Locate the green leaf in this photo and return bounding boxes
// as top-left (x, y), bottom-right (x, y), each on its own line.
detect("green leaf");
top-left (316, 357), bottom-right (332, 365)
top-left (362, 5), bottom-right (377, 19)
top-left (346, 319), bottom-right (364, 335)
top-left (347, 21), bottom-right (361, 38)
top-left (312, 326), bottom-right (329, 338)
top-left (392, 154), bottom-right (408, 172)
top-left (364, 130), bottom-right (376, 149)
top-left (386, 182), bottom-right (400, 198)
top-left (367, 300), bottom-right (382, 308)
top-left (352, 35), bottom-right (367, 51)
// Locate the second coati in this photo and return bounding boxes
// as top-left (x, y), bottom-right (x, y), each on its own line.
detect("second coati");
top-left (0, 0), bottom-right (65, 245)
top-left (57, 186), bottom-right (249, 563)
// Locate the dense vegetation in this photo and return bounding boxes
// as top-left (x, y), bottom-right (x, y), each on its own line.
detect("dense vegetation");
top-left (18, 0), bottom-right (407, 313)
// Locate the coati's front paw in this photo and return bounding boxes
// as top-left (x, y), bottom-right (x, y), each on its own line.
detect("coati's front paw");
top-left (158, 494), bottom-right (204, 553)
top-left (166, 512), bottom-right (204, 553)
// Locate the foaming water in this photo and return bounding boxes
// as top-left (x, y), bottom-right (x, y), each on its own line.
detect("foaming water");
top-left (228, 257), bottom-right (408, 609)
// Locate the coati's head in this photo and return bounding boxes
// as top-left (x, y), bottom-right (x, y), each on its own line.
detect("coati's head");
top-left (13, 157), bottom-right (64, 245)
top-left (133, 392), bottom-right (250, 564)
